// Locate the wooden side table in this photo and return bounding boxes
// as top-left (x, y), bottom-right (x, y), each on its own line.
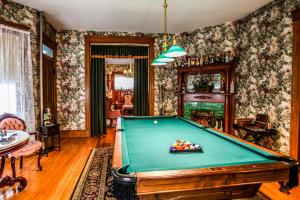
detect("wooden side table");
top-left (39, 124), bottom-right (60, 156)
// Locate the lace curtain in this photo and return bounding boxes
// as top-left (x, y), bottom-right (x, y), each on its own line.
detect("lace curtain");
top-left (0, 24), bottom-right (36, 132)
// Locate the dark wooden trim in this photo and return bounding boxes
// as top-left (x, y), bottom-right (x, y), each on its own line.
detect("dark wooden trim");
top-left (42, 32), bottom-right (58, 122)
top-left (0, 18), bottom-right (30, 31)
top-left (292, 8), bottom-right (300, 21)
top-left (84, 36), bottom-right (155, 137)
top-left (60, 130), bottom-right (89, 138)
top-left (290, 11), bottom-right (300, 160)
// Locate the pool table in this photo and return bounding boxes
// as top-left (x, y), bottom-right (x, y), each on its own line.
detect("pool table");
top-left (112, 116), bottom-right (298, 200)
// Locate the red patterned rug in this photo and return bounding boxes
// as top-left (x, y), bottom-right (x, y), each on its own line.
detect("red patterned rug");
top-left (71, 148), bottom-right (270, 200)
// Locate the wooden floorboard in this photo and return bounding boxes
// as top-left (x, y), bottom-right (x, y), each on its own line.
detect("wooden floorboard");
top-left (0, 137), bottom-right (99, 200)
top-left (0, 128), bottom-right (299, 200)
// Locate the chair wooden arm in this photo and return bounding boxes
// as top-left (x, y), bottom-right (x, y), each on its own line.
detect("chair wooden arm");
top-left (234, 118), bottom-right (253, 127)
top-left (29, 131), bottom-right (41, 140)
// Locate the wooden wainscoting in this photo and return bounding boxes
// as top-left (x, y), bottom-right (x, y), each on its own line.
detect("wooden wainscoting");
top-left (60, 130), bottom-right (90, 138)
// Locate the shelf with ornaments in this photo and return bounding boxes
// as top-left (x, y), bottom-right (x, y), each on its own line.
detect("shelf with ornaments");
top-left (174, 51), bottom-right (235, 70)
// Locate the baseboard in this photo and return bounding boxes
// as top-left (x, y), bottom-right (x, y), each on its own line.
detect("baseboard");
top-left (60, 130), bottom-right (90, 138)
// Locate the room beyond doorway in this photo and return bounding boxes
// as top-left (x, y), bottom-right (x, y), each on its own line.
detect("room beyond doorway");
top-left (105, 58), bottom-right (135, 128)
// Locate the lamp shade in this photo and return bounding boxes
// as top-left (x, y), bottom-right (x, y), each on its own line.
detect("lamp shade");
top-left (165, 44), bottom-right (187, 57)
top-left (151, 59), bottom-right (167, 66)
top-left (156, 52), bottom-right (175, 62)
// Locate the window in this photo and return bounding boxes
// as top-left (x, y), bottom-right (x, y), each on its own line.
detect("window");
top-left (0, 82), bottom-right (17, 115)
top-left (42, 44), bottom-right (54, 58)
top-left (114, 75), bottom-right (134, 90)
top-left (0, 24), bottom-right (36, 132)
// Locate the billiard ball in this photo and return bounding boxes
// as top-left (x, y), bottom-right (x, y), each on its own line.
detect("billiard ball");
top-left (154, 120), bottom-right (158, 125)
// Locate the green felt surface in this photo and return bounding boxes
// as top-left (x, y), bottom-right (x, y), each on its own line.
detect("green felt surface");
top-left (121, 116), bottom-right (279, 173)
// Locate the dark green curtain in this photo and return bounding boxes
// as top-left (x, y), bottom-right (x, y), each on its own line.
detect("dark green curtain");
top-left (90, 45), bottom-right (149, 135)
top-left (134, 58), bottom-right (149, 116)
top-left (91, 58), bottom-right (106, 136)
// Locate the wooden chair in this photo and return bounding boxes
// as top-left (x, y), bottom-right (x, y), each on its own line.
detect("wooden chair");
top-left (0, 113), bottom-right (42, 178)
top-left (233, 114), bottom-right (276, 145)
top-left (106, 100), bottom-right (121, 127)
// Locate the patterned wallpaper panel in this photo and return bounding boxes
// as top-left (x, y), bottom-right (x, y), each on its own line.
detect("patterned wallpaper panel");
top-left (54, 0), bottom-right (300, 154)
top-left (56, 31), bottom-right (164, 130)
top-left (154, 22), bottom-right (237, 116)
top-left (0, 0), bottom-right (41, 126)
top-left (3, 0), bottom-right (300, 154)
top-left (235, 0), bottom-right (300, 153)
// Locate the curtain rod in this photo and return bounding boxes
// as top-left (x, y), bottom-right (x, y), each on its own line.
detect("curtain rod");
top-left (91, 43), bottom-right (149, 47)
top-left (0, 24), bottom-right (30, 34)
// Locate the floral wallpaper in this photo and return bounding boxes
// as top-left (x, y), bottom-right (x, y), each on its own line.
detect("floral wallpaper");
top-left (154, 22), bottom-right (237, 116)
top-left (8, 0), bottom-right (297, 153)
top-left (56, 31), bottom-right (161, 130)
top-left (0, 0), bottom-right (41, 126)
top-left (234, 0), bottom-right (300, 154)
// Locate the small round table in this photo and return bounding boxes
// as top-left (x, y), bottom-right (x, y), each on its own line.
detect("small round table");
top-left (0, 130), bottom-right (29, 191)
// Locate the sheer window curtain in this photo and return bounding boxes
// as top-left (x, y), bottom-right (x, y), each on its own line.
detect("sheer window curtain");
top-left (0, 24), bottom-right (36, 132)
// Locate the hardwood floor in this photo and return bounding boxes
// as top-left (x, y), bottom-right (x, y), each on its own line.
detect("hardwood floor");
top-left (0, 137), bottom-right (99, 200)
top-left (0, 128), bottom-right (299, 200)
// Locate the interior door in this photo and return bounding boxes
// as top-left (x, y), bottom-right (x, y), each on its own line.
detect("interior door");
top-left (42, 37), bottom-right (57, 122)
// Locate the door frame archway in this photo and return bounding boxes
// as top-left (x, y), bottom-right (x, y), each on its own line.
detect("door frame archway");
top-left (84, 36), bottom-right (155, 137)
top-left (290, 8), bottom-right (300, 160)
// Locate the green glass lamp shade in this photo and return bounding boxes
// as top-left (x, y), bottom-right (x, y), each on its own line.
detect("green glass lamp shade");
top-left (151, 59), bottom-right (167, 66)
top-left (156, 52), bottom-right (175, 62)
top-left (165, 44), bottom-right (187, 57)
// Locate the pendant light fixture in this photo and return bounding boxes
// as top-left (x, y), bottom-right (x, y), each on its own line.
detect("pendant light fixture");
top-left (151, 0), bottom-right (187, 66)
top-left (124, 61), bottom-right (134, 77)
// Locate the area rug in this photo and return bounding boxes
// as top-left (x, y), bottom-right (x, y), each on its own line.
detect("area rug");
top-left (71, 148), bottom-right (270, 200)
top-left (71, 147), bottom-right (115, 200)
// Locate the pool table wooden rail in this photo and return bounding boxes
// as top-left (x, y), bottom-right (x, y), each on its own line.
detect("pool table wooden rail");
top-left (112, 117), bottom-right (295, 199)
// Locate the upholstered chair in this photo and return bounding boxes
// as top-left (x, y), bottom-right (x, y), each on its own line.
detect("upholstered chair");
top-left (106, 99), bottom-right (121, 127)
top-left (123, 94), bottom-right (133, 106)
top-left (0, 113), bottom-right (42, 178)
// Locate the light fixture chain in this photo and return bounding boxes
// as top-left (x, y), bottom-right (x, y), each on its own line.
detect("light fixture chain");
top-left (164, 0), bottom-right (168, 34)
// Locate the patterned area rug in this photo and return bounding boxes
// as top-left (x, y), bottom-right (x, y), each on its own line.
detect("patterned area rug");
top-left (71, 148), bottom-right (115, 200)
top-left (71, 148), bottom-right (270, 200)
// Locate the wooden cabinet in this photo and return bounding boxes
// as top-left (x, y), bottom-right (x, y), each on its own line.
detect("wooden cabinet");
top-left (177, 63), bottom-right (235, 133)
top-left (39, 124), bottom-right (60, 156)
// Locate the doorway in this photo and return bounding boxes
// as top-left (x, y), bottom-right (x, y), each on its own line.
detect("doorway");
top-left (42, 34), bottom-right (57, 121)
top-left (105, 58), bottom-right (135, 128)
top-left (84, 36), bottom-right (155, 137)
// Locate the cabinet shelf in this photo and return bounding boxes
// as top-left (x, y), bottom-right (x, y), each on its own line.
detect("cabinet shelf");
top-left (175, 92), bottom-right (235, 96)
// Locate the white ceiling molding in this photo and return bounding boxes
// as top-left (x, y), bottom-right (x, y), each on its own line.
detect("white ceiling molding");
top-left (14, 0), bottom-right (272, 33)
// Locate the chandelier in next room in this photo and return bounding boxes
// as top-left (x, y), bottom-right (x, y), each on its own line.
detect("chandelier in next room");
top-left (123, 62), bottom-right (134, 77)
top-left (151, 0), bottom-right (187, 66)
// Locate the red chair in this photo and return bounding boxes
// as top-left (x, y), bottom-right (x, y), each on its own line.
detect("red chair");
top-left (106, 100), bottom-right (121, 127)
top-left (0, 113), bottom-right (42, 178)
top-left (122, 94), bottom-right (134, 115)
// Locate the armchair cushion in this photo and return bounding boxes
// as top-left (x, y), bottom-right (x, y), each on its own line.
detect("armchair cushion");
top-left (9, 140), bottom-right (42, 158)
top-left (0, 117), bottom-right (25, 131)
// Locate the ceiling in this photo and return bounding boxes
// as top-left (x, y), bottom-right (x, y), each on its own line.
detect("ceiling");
top-left (14, 0), bottom-right (271, 33)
